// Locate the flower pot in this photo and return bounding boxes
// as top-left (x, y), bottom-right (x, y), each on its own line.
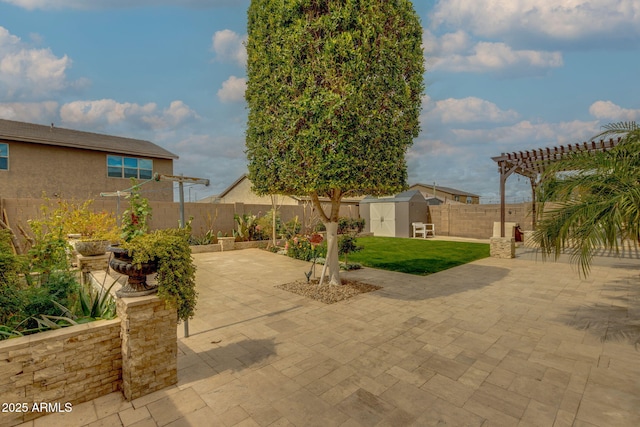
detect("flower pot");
top-left (108, 246), bottom-right (158, 297)
top-left (75, 240), bottom-right (110, 256)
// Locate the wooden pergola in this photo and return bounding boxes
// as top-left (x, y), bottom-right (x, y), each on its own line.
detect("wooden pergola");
top-left (491, 137), bottom-right (622, 238)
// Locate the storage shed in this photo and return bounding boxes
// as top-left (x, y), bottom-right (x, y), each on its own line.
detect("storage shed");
top-left (360, 190), bottom-right (429, 238)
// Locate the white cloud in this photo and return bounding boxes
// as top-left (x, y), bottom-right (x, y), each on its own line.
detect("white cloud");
top-left (452, 119), bottom-right (600, 149)
top-left (431, 0), bottom-right (640, 46)
top-left (0, 101), bottom-right (58, 122)
top-left (427, 39), bottom-right (563, 74)
top-left (59, 99), bottom-right (197, 130)
top-left (589, 100), bottom-right (640, 121)
top-left (424, 96), bottom-right (519, 124)
top-left (217, 76), bottom-right (246, 103)
top-left (0, 26), bottom-right (81, 100)
top-left (211, 29), bottom-right (247, 68)
top-left (142, 101), bottom-right (199, 129)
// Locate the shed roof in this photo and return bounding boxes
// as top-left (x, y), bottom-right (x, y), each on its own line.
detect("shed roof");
top-left (0, 118), bottom-right (178, 160)
top-left (410, 183), bottom-right (479, 198)
top-left (360, 189), bottom-right (424, 204)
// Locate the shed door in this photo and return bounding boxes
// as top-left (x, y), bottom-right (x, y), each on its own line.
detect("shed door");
top-left (370, 203), bottom-right (396, 237)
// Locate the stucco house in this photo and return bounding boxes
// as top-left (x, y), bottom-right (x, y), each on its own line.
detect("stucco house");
top-left (409, 183), bottom-right (480, 204)
top-left (199, 174), bottom-right (300, 205)
top-left (199, 174), bottom-right (362, 216)
top-left (0, 119), bottom-right (177, 201)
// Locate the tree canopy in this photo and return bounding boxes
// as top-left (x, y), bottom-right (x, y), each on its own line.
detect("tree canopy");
top-left (245, 0), bottom-right (424, 203)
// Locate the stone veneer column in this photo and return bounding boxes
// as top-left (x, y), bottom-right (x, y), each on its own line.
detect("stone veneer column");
top-left (116, 295), bottom-right (178, 401)
top-left (218, 236), bottom-right (236, 251)
top-left (490, 237), bottom-right (515, 259)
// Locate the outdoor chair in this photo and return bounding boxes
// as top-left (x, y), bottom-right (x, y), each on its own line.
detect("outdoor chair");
top-left (412, 222), bottom-right (435, 238)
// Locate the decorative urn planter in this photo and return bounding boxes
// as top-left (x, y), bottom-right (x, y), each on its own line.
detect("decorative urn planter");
top-left (108, 246), bottom-right (158, 297)
top-left (75, 240), bottom-right (110, 256)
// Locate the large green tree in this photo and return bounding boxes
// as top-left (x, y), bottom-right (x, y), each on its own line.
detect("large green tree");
top-left (534, 122), bottom-right (640, 274)
top-left (245, 0), bottom-right (424, 284)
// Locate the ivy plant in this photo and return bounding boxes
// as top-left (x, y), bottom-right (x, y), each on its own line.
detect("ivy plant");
top-left (122, 228), bottom-right (197, 322)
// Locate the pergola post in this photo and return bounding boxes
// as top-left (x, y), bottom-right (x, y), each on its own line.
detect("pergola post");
top-left (529, 176), bottom-right (537, 231)
top-left (499, 161), bottom-right (517, 238)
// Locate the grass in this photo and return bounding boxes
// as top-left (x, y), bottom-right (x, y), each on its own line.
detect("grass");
top-left (347, 236), bottom-right (490, 276)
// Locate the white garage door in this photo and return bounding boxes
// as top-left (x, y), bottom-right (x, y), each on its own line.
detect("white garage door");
top-left (370, 203), bottom-right (396, 237)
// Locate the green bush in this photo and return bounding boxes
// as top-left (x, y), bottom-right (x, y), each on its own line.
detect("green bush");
top-left (315, 217), bottom-right (365, 234)
top-left (338, 234), bottom-right (363, 264)
top-left (0, 230), bottom-right (27, 325)
top-left (286, 235), bottom-right (327, 261)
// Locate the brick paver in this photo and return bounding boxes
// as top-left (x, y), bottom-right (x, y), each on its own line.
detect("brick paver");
top-left (23, 245), bottom-right (640, 426)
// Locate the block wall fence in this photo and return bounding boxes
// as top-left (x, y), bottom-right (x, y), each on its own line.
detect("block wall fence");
top-left (1, 196), bottom-right (535, 245)
top-left (428, 202), bottom-right (535, 239)
top-left (1, 197), bottom-right (359, 252)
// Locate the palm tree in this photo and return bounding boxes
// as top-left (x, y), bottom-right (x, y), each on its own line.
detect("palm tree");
top-left (533, 121), bottom-right (640, 274)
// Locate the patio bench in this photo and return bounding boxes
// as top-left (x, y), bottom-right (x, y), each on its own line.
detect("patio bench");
top-left (412, 222), bottom-right (435, 238)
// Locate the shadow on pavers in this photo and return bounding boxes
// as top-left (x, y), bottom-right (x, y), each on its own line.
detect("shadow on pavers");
top-left (558, 278), bottom-right (640, 349)
top-left (354, 264), bottom-right (510, 302)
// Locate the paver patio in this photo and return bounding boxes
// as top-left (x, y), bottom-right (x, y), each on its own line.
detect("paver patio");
top-left (21, 245), bottom-right (640, 426)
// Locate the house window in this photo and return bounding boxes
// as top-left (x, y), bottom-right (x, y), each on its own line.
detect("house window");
top-left (454, 195), bottom-right (460, 202)
top-left (107, 155), bottom-right (153, 179)
top-left (0, 143), bottom-right (8, 170)
top-left (466, 196), bottom-right (472, 204)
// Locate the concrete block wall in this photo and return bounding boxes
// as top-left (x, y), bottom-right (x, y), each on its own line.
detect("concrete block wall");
top-left (428, 202), bottom-right (534, 239)
top-left (1, 197), bottom-right (360, 252)
top-left (0, 319), bottom-right (122, 426)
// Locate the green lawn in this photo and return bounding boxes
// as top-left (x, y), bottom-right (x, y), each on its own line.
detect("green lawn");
top-left (347, 236), bottom-right (490, 276)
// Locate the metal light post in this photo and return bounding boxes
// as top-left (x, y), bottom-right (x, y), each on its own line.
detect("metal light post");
top-left (153, 173), bottom-right (209, 338)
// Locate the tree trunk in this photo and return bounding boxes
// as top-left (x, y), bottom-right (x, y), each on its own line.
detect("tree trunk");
top-left (322, 221), bottom-right (341, 285)
top-left (311, 190), bottom-right (342, 286)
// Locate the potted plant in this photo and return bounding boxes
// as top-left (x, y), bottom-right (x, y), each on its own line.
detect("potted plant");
top-left (120, 228), bottom-right (197, 321)
top-left (58, 199), bottom-right (120, 256)
top-left (107, 181), bottom-right (197, 321)
top-left (28, 198), bottom-right (119, 257)
top-left (108, 180), bottom-right (156, 296)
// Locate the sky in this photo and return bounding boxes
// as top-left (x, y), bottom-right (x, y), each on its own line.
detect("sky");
top-left (1, 0), bottom-right (639, 203)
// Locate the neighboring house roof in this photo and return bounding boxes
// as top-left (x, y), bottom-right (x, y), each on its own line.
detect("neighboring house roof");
top-left (217, 174), bottom-right (253, 200)
top-left (198, 174), bottom-right (299, 204)
top-left (206, 174), bottom-right (364, 204)
top-left (0, 118), bottom-right (178, 160)
top-left (410, 183), bottom-right (479, 198)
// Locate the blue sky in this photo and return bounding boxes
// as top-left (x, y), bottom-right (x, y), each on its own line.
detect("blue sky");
top-left (1, 0), bottom-right (639, 203)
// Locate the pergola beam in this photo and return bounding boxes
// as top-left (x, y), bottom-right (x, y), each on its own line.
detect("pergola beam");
top-left (491, 137), bottom-right (621, 238)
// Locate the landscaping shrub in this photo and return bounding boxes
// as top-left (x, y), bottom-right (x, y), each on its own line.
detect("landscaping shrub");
top-left (316, 217), bottom-right (365, 234)
top-left (0, 230), bottom-right (27, 325)
top-left (286, 235), bottom-right (327, 262)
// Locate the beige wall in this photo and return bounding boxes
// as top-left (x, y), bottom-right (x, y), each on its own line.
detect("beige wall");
top-left (428, 202), bottom-right (534, 239)
top-left (0, 140), bottom-right (174, 201)
top-left (2, 197), bottom-right (360, 251)
top-left (1, 197), bottom-right (533, 244)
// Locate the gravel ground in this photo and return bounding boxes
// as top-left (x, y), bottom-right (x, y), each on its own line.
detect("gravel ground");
top-left (276, 279), bottom-right (381, 304)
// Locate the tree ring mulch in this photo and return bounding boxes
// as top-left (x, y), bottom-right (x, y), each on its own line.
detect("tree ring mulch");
top-left (276, 278), bottom-right (381, 304)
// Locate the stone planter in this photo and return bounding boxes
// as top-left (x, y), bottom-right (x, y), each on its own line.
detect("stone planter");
top-left (75, 240), bottom-right (110, 256)
top-left (218, 236), bottom-right (236, 251)
top-left (108, 246), bottom-right (158, 297)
